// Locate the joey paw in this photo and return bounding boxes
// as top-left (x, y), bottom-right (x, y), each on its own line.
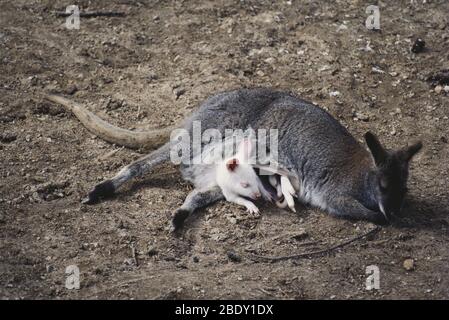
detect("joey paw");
top-left (245, 203), bottom-right (259, 214)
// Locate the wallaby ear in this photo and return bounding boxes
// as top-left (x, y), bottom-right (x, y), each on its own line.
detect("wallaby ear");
top-left (236, 137), bottom-right (252, 161)
top-left (400, 141), bottom-right (423, 162)
top-left (226, 158), bottom-right (239, 172)
top-left (364, 132), bottom-right (387, 166)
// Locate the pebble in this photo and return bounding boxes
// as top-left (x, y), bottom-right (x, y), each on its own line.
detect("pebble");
top-left (227, 250), bottom-right (242, 263)
top-left (371, 66), bottom-right (385, 74)
top-left (64, 84), bottom-right (78, 95)
top-left (403, 258), bottom-right (415, 271)
top-left (174, 88), bottom-right (186, 99)
top-left (434, 85), bottom-right (443, 94)
top-left (329, 91), bottom-right (340, 97)
top-left (354, 111), bottom-right (369, 121)
top-left (0, 132), bottom-right (17, 143)
top-left (411, 38), bottom-right (425, 53)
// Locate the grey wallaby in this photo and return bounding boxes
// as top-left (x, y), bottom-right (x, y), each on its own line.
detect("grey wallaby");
top-left (45, 88), bottom-right (422, 229)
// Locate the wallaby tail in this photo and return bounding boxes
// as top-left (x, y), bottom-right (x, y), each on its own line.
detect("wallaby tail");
top-left (44, 94), bottom-right (174, 149)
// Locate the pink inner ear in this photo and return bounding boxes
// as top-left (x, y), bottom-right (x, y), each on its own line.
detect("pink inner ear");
top-left (226, 158), bottom-right (239, 172)
top-left (238, 138), bottom-right (252, 160)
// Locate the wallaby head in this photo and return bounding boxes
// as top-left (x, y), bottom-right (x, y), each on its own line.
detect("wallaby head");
top-left (218, 137), bottom-right (263, 200)
top-left (364, 132), bottom-right (422, 220)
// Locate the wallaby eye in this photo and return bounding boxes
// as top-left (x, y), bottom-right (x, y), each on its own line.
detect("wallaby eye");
top-left (241, 182), bottom-right (249, 188)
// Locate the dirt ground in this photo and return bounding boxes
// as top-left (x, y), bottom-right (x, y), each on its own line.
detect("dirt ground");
top-left (1, 0), bottom-right (448, 300)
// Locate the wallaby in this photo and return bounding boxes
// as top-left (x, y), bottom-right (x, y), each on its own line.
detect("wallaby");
top-left (45, 88), bottom-right (422, 229)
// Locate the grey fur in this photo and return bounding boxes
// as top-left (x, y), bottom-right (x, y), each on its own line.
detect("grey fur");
top-left (84, 88), bottom-right (422, 226)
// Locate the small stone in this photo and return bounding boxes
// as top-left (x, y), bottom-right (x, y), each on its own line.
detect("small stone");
top-left (403, 258), bottom-right (415, 271)
top-left (0, 132), bottom-right (17, 143)
top-left (227, 250), bottom-right (242, 263)
top-left (329, 91), bottom-right (340, 97)
top-left (192, 256), bottom-right (199, 263)
top-left (354, 111), bottom-right (369, 121)
top-left (371, 66), bottom-right (385, 74)
top-left (64, 84), bottom-right (78, 95)
top-left (46, 265), bottom-right (54, 273)
top-left (434, 85), bottom-right (443, 94)
top-left (147, 72), bottom-right (158, 81)
top-left (173, 88), bottom-right (186, 99)
top-left (444, 85), bottom-right (449, 93)
top-left (411, 38), bottom-right (425, 53)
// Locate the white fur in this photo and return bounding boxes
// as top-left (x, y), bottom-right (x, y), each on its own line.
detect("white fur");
top-left (269, 174), bottom-right (297, 212)
top-left (216, 137), bottom-right (272, 213)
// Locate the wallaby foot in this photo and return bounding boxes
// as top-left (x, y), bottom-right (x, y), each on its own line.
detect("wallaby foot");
top-left (171, 186), bottom-right (224, 231)
top-left (82, 143), bottom-right (171, 205)
top-left (171, 208), bottom-right (190, 232)
top-left (82, 180), bottom-right (115, 204)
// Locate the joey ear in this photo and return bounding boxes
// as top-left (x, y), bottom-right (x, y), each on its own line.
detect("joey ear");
top-left (400, 141), bottom-right (423, 162)
top-left (226, 158), bottom-right (239, 172)
top-left (364, 132), bottom-right (387, 166)
top-left (237, 137), bottom-right (252, 161)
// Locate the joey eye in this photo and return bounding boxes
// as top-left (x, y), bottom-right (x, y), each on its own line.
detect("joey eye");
top-left (240, 182), bottom-right (249, 188)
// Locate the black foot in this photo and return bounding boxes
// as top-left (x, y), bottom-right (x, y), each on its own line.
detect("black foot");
top-left (171, 209), bottom-right (190, 232)
top-left (82, 180), bottom-right (115, 204)
top-left (369, 212), bottom-right (390, 225)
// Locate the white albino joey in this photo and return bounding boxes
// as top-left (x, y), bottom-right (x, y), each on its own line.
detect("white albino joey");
top-left (216, 137), bottom-right (272, 214)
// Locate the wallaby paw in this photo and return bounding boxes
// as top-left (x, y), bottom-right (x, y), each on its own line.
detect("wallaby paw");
top-left (245, 202), bottom-right (259, 214)
top-left (171, 209), bottom-right (190, 232)
top-left (82, 180), bottom-right (115, 204)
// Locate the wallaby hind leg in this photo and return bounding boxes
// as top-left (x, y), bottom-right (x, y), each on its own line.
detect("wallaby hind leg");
top-left (329, 197), bottom-right (386, 224)
top-left (172, 186), bottom-right (224, 231)
top-left (83, 143), bottom-right (171, 204)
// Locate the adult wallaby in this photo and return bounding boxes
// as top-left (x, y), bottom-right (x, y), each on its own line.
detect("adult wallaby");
top-left (45, 88), bottom-right (422, 229)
